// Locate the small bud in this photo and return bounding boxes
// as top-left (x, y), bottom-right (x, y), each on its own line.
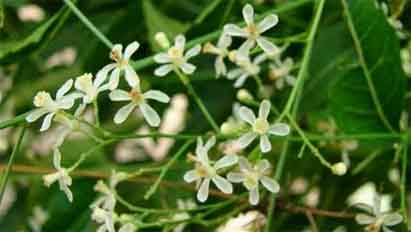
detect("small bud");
top-left (154, 32), bottom-right (170, 49)
top-left (237, 89), bottom-right (254, 103)
top-left (220, 122), bottom-right (235, 135)
top-left (331, 162), bottom-right (347, 176)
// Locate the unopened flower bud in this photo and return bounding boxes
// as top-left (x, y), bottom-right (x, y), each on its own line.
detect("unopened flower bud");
top-left (331, 162), bottom-right (347, 176)
top-left (237, 89), bottom-right (254, 103)
top-left (155, 32), bottom-right (170, 49)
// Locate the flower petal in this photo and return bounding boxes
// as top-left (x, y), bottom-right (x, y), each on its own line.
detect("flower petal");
top-left (223, 24), bottom-right (247, 37)
top-left (227, 172), bottom-right (244, 183)
top-left (124, 41), bottom-right (139, 60)
top-left (227, 68), bottom-right (243, 80)
top-left (217, 33), bottom-right (232, 48)
top-left (237, 132), bottom-right (257, 149)
top-left (212, 175), bottom-right (233, 194)
top-left (56, 79), bottom-right (73, 99)
top-left (256, 159), bottom-right (271, 173)
top-left (214, 154), bottom-right (238, 170)
top-left (256, 37), bottom-right (280, 56)
top-left (197, 178), bottom-right (210, 202)
top-left (53, 149), bottom-right (62, 169)
top-left (108, 68), bottom-right (120, 90)
top-left (180, 62), bottom-right (196, 75)
top-left (184, 170), bottom-right (200, 183)
top-left (174, 35), bottom-right (186, 51)
top-left (239, 106), bottom-right (256, 125)
top-left (257, 14), bottom-right (279, 33)
top-left (204, 136), bottom-right (216, 153)
top-left (268, 123), bottom-right (290, 136)
top-left (154, 64), bottom-right (173, 77)
top-left (261, 176), bottom-right (280, 193)
top-left (143, 90), bottom-right (170, 103)
top-left (40, 113), bottom-right (55, 132)
top-left (96, 64), bottom-right (116, 86)
top-left (26, 108), bottom-right (48, 122)
top-left (258, 100), bottom-right (271, 119)
top-left (125, 66), bottom-right (140, 88)
top-left (185, 45), bottom-right (201, 60)
top-left (355, 213), bottom-right (376, 225)
top-left (242, 4), bottom-right (254, 26)
top-left (139, 103), bottom-right (161, 127)
top-left (215, 57), bottom-right (227, 77)
top-left (154, 53), bottom-right (171, 64)
top-left (249, 187), bottom-right (259, 205)
top-left (238, 157), bottom-right (253, 172)
top-left (109, 90), bottom-right (130, 101)
top-left (114, 103), bottom-right (136, 124)
top-left (60, 180), bottom-right (73, 202)
top-left (383, 213), bottom-right (403, 226)
top-left (234, 74), bottom-right (248, 88)
top-left (260, 134), bottom-right (271, 153)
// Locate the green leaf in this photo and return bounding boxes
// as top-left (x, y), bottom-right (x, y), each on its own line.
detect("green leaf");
top-left (193, 0), bottom-right (224, 25)
top-left (142, 0), bottom-right (189, 51)
top-left (329, 0), bottom-right (405, 135)
top-left (0, 3), bottom-right (72, 64)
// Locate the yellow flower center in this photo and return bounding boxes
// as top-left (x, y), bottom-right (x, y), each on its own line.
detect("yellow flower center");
top-left (244, 172), bottom-right (259, 189)
top-left (253, 118), bottom-right (269, 134)
top-left (245, 23), bottom-right (259, 40)
top-left (196, 163), bottom-right (215, 178)
top-left (129, 89), bottom-right (143, 104)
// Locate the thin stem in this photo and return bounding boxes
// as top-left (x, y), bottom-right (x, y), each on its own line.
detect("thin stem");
top-left (352, 150), bottom-right (383, 175)
top-left (175, 69), bottom-right (220, 132)
top-left (401, 142), bottom-right (408, 224)
top-left (0, 127), bottom-right (26, 203)
top-left (252, 75), bottom-right (265, 97)
top-left (265, 0), bottom-right (326, 230)
top-left (144, 139), bottom-right (194, 199)
top-left (340, 0), bottom-right (395, 133)
top-left (93, 99), bottom-right (100, 127)
top-left (62, 0), bottom-right (113, 48)
top-left (279, 0), bottom-right (326, 120)
top-left (68, 139), bottom-right (116, 171)
top-left (286, 113), bottom-right (332, 169)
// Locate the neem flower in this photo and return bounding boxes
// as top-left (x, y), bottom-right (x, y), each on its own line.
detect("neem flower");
top-left (154, 34), bottom-right (201, 76)
top-left (224, 4), bottom-right (280, 56)
top-left (26, 79), bottom-right (81, 132)
top-left (237, 100), bottom-right (290, 153)
top-left (43, 149), bottom-right (73, 202)
top-left (184, 136), bottom-right (238, 202)
top-left (74, 73), bottom-right (109, 104)
top-left (228, 157), bottom-right (279, 205)
top-left (109, 81), bottom-right (169, 127)
top-left (203, 33), bottom-right (232, 77)
top-left (97, 41), bottom-right (140, 90)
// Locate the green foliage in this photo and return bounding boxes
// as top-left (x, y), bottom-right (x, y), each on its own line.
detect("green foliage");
top-left (329, 0), bottom-right (405, 136)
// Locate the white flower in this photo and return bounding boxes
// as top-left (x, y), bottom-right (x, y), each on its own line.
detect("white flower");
top-left (43, 149), bottom-right (73, 202)
top-left (74, 73), bottom-right (109, 104)
top-left (109, 81), bottom-right (170, 127)
top-left (154, 34), bottom-right (201, 76)
top-left (236, 100), bottom-right (290, 153)
top-left (172, 199), bottom-right (196, 232)
top-left (355, 193), bottom-right (403, 232)
top-left (118, 223), bottom-right (136, 232)
top-left (183, 136), bottom-right (238, 202)
top-left (401, 48), bottom-right (411, 77)
top-left (203, 33), bottom-right (232, 77)
top-left (269, 57), bottom-right (296, 90)
top-left (92, 206), bottom-right (116, 232)
top-left (224, 4), bottom-right (280, 56)
top-left (216, 210), bottom-right (266, 232)
top-left (26, 79), bottom-right (80, 132)
top-left (227, 52), bottom-right (266, 88)
top-left (28, 206), bottom-right (48, 232)
top-left (93, 171), bottom-right (127, 211)
top-left (228, 157), bottom-right (279, 205)
top-left (97, 42), bottom-right (140, 90)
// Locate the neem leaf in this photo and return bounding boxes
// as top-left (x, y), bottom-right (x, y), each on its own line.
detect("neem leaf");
top-left (329, 0), bottom-right (405, 135)
top-left (0, 3), bottom-right (72, 64)
top-left (142, 0), bottom-right (189, 51)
